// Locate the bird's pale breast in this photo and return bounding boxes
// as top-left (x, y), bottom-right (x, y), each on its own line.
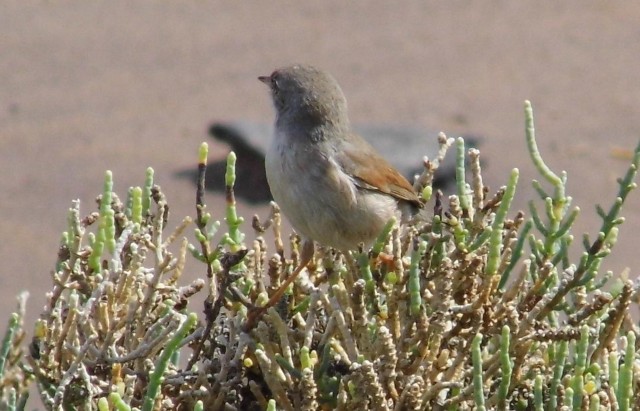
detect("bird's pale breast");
top-left (265, 131), bottom-right (402, 250)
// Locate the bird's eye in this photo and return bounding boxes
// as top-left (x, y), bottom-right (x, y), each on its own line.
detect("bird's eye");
top-left (271, 75), bottom-right (280, 90)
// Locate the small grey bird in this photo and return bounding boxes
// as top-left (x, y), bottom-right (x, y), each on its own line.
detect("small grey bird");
top-left (244, 64), bottom-right (424, 329)
top-left (262, 64), bottom-right (423, 251)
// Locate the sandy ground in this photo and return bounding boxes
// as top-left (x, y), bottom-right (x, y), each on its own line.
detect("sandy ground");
top-left (2, 1), bottom-right (640, 404)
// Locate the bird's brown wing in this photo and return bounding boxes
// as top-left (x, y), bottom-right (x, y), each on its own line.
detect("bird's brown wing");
top-left (338, 133), bottom-right (423, 208)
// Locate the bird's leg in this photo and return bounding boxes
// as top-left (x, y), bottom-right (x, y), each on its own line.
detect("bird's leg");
top-left (263, 240), bottom-right (314, 309)
top-left (243, 240), bottom-right (314, 331)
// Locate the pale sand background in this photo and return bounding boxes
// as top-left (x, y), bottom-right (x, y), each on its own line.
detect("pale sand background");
top-left (2, 2), bottom-right (640, 401)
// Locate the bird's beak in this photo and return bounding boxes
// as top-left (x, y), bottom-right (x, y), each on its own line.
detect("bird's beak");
top-left (258, 75), bottom-right (271, 84)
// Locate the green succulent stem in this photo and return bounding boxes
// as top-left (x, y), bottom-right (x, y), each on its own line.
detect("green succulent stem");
top-left (142, 313), bottom-right (198, 411)
top-left (472, 333), bottom-right (486, 411)
top-left (486, 168), bottom-right (519, 276)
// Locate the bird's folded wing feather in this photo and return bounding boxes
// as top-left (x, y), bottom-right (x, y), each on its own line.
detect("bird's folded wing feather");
top-left (338, 134), bottom-right (423, 207)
